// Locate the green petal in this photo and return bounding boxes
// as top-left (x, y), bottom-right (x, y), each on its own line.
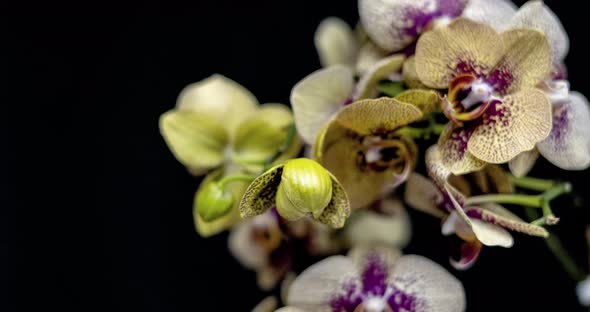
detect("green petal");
top-left (176, 74), bottom-right (258, 136)
top-left (159, 110), bottom-right (228, 173)
top-left (239, 165), bottom-right (284, 218)
top-left (313, 172), bottom-right (351, 228)
top-left (232, 104), bottom-right (295, 164)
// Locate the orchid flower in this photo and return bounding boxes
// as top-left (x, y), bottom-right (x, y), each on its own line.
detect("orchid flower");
top-left (577, 226), bottom-right (590, 307)
top-left (359, 0), bottom-right (518, 53)
top-left (160, 75), bottom-right (301, 236)
top-left (240, 158), bottom-right (351, 228)
top-left (314, 98), bottom-right (426, 209)
top-left (413, 18), bottom-right (553, 174)
top-left (283, 246), bottom-right (465, 312)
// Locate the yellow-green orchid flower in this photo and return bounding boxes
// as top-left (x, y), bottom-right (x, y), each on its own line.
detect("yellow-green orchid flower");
top-left (314, 98), bottom-right (423, 209)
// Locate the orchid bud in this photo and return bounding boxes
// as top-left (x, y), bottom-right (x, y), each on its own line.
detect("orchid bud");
top-left (196, 181), bottom-right (234, 222)
top-left (276, 159), bottom-right (333, 221)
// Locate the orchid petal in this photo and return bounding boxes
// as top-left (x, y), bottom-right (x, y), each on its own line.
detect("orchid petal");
top-left (228, 217), bottom-right (270, 270)
top-left (507, 0), bottom-right (569, 64)
top-left (416, 18), bottom-right (504, 89)
top-left (395, 89), bottom-right (442, 114)
top-left (313, 172), bottom-right (351, 229)
top-left (438, 123), bottom-right (486, 175)
top-left (356, 41), bottom-right (389, 76)
top-left (176, 74), bottom-right (258, 136)
top-left (315, 17), bottom-right (358, 68)
top-left (355, 54), bottom-right (405, 100)
top-left (450, 240), bottom-right (483, 270)
top-left (468, 89), bottom-right (552, 164)
top-left (287, 256), bottom-right (359, 311)
top-left (252, 296), bottom-right (278, 312)
top-left (508, 148), bottom-right (540, 178)
top-left (461, 0), bottom-right (516, 31)
top-left (404, 173), bottom-right (447, 218)
top-left (240, 165), bottom-right (284, 218)
top-left (389, 255), bottom-right (466, 312)
top-left (291, 66), bottom-right (354, 144)
top-left (537, 92), bottom-right (590, 170)
top-left (465, 204), bottom-right (549, 238)
top-left (402, 56), bottom-right (428, 89)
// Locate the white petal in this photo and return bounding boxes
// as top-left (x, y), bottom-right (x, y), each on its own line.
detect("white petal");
top-left (252, 296), bottom-right (278, 312)
top-left (577, 276), bottom-right (590, 307)
top-left (275, 307), bottom-right (308, 312)
top-left (404, 173), bottom-right (447, 218)
top-left (227, 214), bottom-right (275, 269)
top-left (538, 92), bottom-right (590, 170)
top-left (461, 0), bottom-right (516, 31)
top-left (389, 255), bottom-right (466, 312)
top-left (176, 74), bottom-right (258, 136)
top-left (290, 66), bottom-right (354, 144)
top-left (315, 17), bottom-right (359, 68)
top-left (507, 0), bottom-right (569, 63)
top-left (344, 199), bottom-right (412, 249)
top-left (355, 41), bottom-right (389, 76)
top-left (508, 148), bottom-right (540, 177)
top-left (469, 219), bottom-right (514, 248)
top-left (287, 256), bottom-right (359, 312)
top-left (354, 54), bottom-right (405, 100)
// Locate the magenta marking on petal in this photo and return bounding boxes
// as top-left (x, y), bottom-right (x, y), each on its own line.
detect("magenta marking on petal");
top-left (402, 42), bottom-right (417, 57)
top-left (548, 104), bottom-right (569, 144)
top-left (437, 0), bottom-right (468, 16)
top-left (436, 190), bottom-right (462, 213)
top-left (387, 289), bottom-right (418, 311)
top-left (465, 208), bottom-right (483, 219)
top-left (486, 67), bottom-right (514, 95)
top-left (401, 0), bottom-right (467, 40)
top-left (330, 280), bottom-right (362, 312)
top-left (481, 99), bottom-right (509, 127)
top-left (361, 253), bottom-right (389, 296)
top-left (450, 241), bottom-right (482, 270)
top-left (553, 63), bottom-right (568, 80)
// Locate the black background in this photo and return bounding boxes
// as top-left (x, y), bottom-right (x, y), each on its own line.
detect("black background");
top-left (23, 0), bottom-right (590, 311)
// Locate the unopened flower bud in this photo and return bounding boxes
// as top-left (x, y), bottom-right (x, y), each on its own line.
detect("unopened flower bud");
top-left (196, 182), bottom-right (234, 222)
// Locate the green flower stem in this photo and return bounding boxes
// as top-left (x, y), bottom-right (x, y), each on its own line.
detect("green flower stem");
top-left (510, 175), bottom-right (557, 192)
top-left (526, 207), bottom-right (586, 282)
top-left (466, 194), bottom-right (543, 207)
top-left (218, 175), bottom-right (256, 189)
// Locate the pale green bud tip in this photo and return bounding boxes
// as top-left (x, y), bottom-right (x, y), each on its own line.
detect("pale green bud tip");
top-left (276, 158), bottom-right (333, 220)
top-left (196, 182), bottom-right (234, 222)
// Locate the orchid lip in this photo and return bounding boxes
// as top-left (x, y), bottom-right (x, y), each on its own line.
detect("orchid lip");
top-left (445, 76), bottom-right (498, 123)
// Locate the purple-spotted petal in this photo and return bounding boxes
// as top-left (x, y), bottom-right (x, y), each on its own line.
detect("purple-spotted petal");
top-left (537, 92), bottom-right (590, 170)
top-left (450, 240), bottom-right (483, 270)
top-left (507, 0), bottom-right (569, 64)
top-left (508, 148), bottom-right (540, 178)
top-left (349, 245), bottom-right (401, 297)
top-left (464, 204), bottom-right (549, 238)
top-left (461, 0), bottom-right (516, 31)
top-left (287, 255), bottom-right (360, 311)
top-left (388, 255), bottom-right (466, 311)
top-left (359, 0), bottom-right (468, 52)
top-left (438, 123), bottom-right (486, 175)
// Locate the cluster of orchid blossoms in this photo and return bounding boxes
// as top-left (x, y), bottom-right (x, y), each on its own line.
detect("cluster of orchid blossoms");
top-left (160, 0), bottom-right (590, 311)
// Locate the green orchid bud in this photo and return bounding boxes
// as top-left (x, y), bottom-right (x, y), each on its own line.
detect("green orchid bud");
top-left (240, 158), bottom-right (351, 228)
top-left (195, 181), bottom-right (234, 222)
top-left (276, 158), bottom-right (333, 220)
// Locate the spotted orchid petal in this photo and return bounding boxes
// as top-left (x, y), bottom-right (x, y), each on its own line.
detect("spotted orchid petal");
top-left (159, 110), bottom-right (228, 174)
top-left (416, 18), bottom-right (505, 89)
top-left (194, 170), bottom-right (248, 237)
top-left (359, 0), bottom-right (468, 52)
top-left (287, 255), bottom-right (359, 311)
top-left (464, 203), bottom-right (549, 238)
top-left (507, 0), bottom-right (569, 64)
top-left (395, 89), bottom-right (442, 114)
top-left (232, 103), bottom-right (298, 166)
top-left (291, 66), bottom-right (354, 144)
top-left (315, 17), bottom-right (358, 68)
top-left (355, 54), bottom-right (406, 100)
top-left (344, 198), bottom-right (412, 249)
top-left (508, 148), bottom-right (540, 178)
top-left (176, 74), bottom-right (258, 136)
top-left (468, 89), bottom-right (552, 164)
top-left (450, 240), bottom-right (483, 270)
top-left (404, 173), bottom-right (447, 218)
top-left (388, 255), bottom-right (466, 311)
top-left (461, 0), bottom-right (516, 31)
top-left (437, 123), bottom-right (486, 175)
top-left (316, 98), bottom-right (423, 209)
top-left (537, 92), bottom-right (590, 170)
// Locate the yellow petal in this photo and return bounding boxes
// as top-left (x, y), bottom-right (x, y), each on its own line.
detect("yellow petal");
top-left (194, 170), bottom-right (246, 237)
top-left (416, 18), bottom-right (504, 89)
top-left (232, 104), bottom-right (294, 164)
top-left (159, 110), bottom-right (228, 173)
top-left (239, 165), bottom-right (284, 218)
top-left (395, 89), bottom-right (441, 115)
top-left (313, 172), bottom-right (351, 228)
top-left (355, 54), bottom-right (405, 100)
top-left (468, 89), bottom-right (552, 164)
top-left (402, 56), bottom-right (428, 89)
top-left (291, 66), bottom-right (354, 144)
top-left (176, 74), bottom-right (258, 136)
top-left (437, 123), bottom-right (486, 175)
top-left (334, 97), bottom-right (423, 135)
top-left (314, 17), bottom-right (358, 68)
top-left (495, 29), bottom-right (552, 95)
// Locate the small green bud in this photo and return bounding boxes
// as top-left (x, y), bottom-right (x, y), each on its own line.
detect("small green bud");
top-left (276, 158), bottom-right (333, 220)
top-left (196, 182), bottom-right (234, 222)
